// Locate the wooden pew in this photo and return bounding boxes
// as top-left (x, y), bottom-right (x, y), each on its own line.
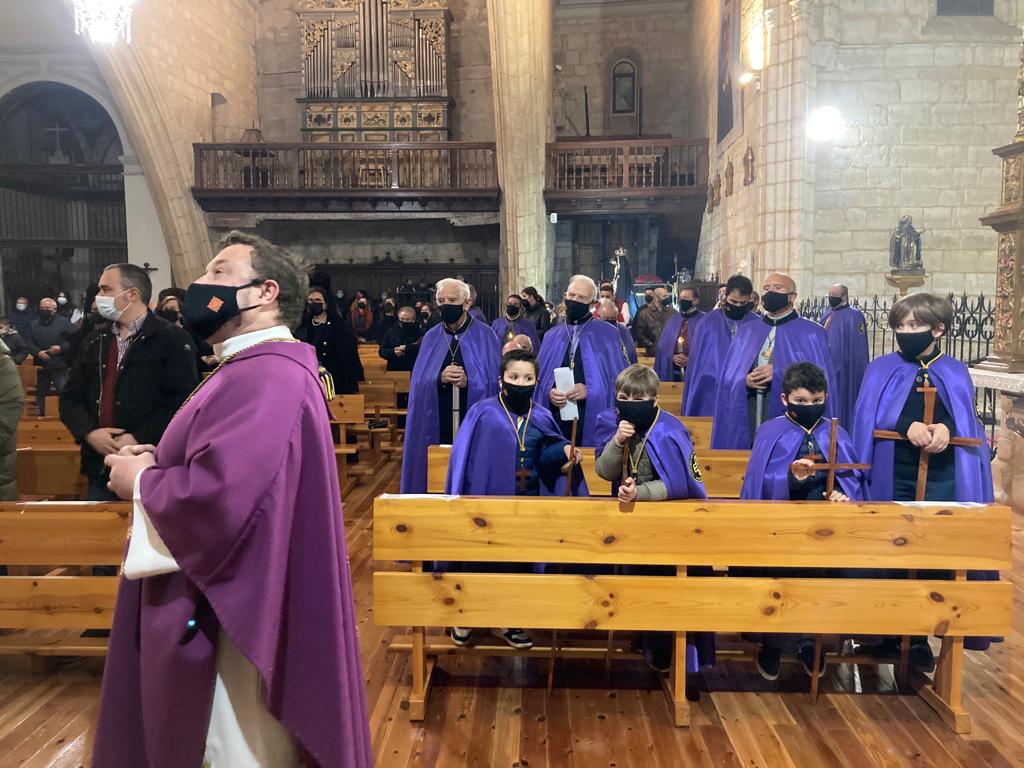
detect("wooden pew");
top-left (658, 381), bottom-right (684, 414)
top-left (425, 445), bottom-right (748, 497)
top-left (17, 420), bottom-right (75, 446)
top-left (373, 495), bottom-right (1013, 732)
top-left (366, 370), bottom-right (411, 396)
top-left (17, 446), bottom-right (85, 498)
top-left (328, 395), bottom-right (365, 496)
top-left (0, 501), bottom-right (130, 659)
top-left (358, 381), bottom-right (402, 462)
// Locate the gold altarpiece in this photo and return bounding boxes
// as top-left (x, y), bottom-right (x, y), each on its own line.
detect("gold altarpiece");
top-left (298, 0), bottom-right (451, 142)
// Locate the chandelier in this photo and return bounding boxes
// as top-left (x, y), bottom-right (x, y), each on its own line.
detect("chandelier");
top-left (72, 0), bottom-right (136, 45)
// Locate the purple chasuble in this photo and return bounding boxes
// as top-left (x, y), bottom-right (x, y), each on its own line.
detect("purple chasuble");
top-left (653, 311), bottom-right (706, 381)
top-left (533, 317), bottom-right (629, 447)
top-left (740, 415), bottom-right (865, 501)
top-left (710, 314), bottom-right (836, 449)
top-left (93, 342), bottom-right (372, 768)
top-left (400, 317), bottom-right (499, 493)
top-left (682, 309), bottom-right (758, 417)
top-left (819, 306), bottom-right (869, 429)
top-left (445, 396), bottom-right (586, 496)
top-left (851, 353), bottom-right (993, 504)
top-left (490, 316), bottom-right (540, 352)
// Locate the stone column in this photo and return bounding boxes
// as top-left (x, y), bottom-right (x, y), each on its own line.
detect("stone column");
top-left (486, 0), bottom-right (554, 297)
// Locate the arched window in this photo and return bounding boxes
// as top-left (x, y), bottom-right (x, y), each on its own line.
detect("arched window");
top-left (611, 60), bottom-right (636, 115)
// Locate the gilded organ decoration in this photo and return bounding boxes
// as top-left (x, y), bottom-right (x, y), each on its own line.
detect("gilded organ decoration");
top-left (299, 0), bottom-right (451, 142)
top-left (1003, 156), bottom-right (1022, 206)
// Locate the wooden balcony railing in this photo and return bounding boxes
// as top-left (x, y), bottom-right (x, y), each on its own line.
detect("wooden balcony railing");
top-left (545, 138), bottom-right (709, 195)
top-left (193, 142), bottom-right (498, 195)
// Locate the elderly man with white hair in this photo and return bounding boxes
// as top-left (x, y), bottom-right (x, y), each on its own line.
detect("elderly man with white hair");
top-left (534, 275), bottom-right (629, 447)
top-left (598, 298), bottom-right (638, 365)
top-left (401, 277), bottom-right (499, 493)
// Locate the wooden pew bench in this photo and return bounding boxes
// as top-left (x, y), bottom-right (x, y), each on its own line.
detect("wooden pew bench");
top-left (329, 395), bottom-right (366, 496)
top-left (426, 445), bottom-right (749, 498)
top-left (17, 419), bottom-right (76, 446)
top-left (17, 446), bottom-right (85, 499)
top-left (657, 381), bottom-right (684, 415)
top-left (373, 495), bottom-right (1012, 733)
top-left (0, 502), bottom-right (130, 660)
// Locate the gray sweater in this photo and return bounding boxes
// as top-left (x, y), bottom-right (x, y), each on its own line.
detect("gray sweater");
top-left (595, 437), bottom-right (668, 501)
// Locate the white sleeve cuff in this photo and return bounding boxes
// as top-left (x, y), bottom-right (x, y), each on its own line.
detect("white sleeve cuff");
top-left (123, 467), bottom-right (181, 580)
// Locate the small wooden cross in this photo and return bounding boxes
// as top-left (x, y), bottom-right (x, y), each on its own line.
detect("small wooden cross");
top-left (872, 378), bottom-right (982, 502)
top-left (516, 467), bottom-right (532, 494)
top-left (791, 417), bottom-right (870, 498)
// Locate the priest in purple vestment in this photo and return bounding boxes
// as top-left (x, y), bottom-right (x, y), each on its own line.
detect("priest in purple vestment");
top-left (96, 231), bottom-right (372, 768)
top-left (711, 273), bottom-right (837, 449)
top-left (401, 277), bottom-right (499, 493)
top-left (534, 275), bottom-right (630, 447)
top-left (491, 294), bottom-right (540, 351)
top-left (819, 283), bottom-right (869, 429)
top-left (682, 274), bottom-right (757, 417)
top-left (653, 285), bottom-right (706, 382)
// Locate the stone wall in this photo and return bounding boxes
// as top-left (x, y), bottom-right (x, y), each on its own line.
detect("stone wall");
top-left (693, 0), bottom-right (1021, 301)
top-left (255, 0), bottom-right (494, 141)
top-left (553, 1), bottom-right (693, 138)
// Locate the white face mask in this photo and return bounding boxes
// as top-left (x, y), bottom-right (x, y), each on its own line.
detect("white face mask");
top-left (95, 290), bottom-right (129, 322)
top-left (57, 297), bottom-right (67, 305)
top-left (15, 303), bottom-right (26, 312)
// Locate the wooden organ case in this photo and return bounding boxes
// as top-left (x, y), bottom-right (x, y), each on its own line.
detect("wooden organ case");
top-left (298, 0), bottom-right (452, 143)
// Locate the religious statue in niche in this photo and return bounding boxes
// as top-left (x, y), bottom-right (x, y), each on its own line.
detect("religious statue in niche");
top-left (713, 172), bottom-right (722, 206)
top-left (707, 184), bottom-right (715, 213)
top-left (724, 159), bottom-right (734, 197)
top-left (889, 215), bottom-right (925, 275)
top-left (743, 144), bottom-right (755, 186)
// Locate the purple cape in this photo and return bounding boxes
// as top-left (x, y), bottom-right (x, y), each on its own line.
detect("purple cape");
top-left (653, 311), bottom-right (706, 381)
top-left (617, 323), bottom-right (638, 364)
top-left (593, 408), bottom-right (708, 500)
top-left (851, 352), bottom-right (993, 503)
top-left (710, 315), bottom-right (837, 449)
top-left (93, 342), bottom-right (372, 768)
top-left (533, 318), bottom-right (630, 447)
top-left (820, 306), bottom-right (869, 429)
top-left (740, 415), bottom-right (865, 501)
top-left (401, 317), bottom-right (499, 493)
top-left (682, 309), bottom-right (758, 417)
top-left (469, 306), bottom-right (488, 324)
top-left (490, 316), bottom-right (540, 352)
top-left (445, 396), bottom-right (586, 495)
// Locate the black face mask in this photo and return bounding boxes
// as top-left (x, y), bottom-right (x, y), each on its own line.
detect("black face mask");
top-left (723, 302), bottom-right (749, 321)
top-left (307, 301), bottom-right (324, 316)
top-left (565, 299), bottom-right (591, 324)
top-left (645, 295), bottom-right (654, 304)
top-left (438, 303), bottom-right (465, 326)
top-left (38, 310), bottom-right (55, 323)
top-left (501, 381), bottom-right (535, 416)
top-left (158, 309), bottom-right (181, 324)
top-left (617, 399), bottom-right (658, 434)
top-left (762, 291), bottom-right (791, 314)
top-left (660, 297), bottom-right (673, 309)
top-left (420, 310), bottom-right (432, 320)
top-left (603, 317), bottom-right (617, 324)
top-left (358, 301), bottom-right (367, 309)
top-left (182, 279), bottom-right (262, 340)
top-left (786, 401), bottom-right (826, 431)
top-left (400, 320), bottom-right (419, 336)
top-left (896, 329), bottom-right (935, 360)
top-left (506, 304), bottom-right (521, 319)
top-left (828, 296), bottom-right (844, 309)
top-left (678, 299), bottom-right (694, 313)
top-left (88, 312), bottom-right (107, 326)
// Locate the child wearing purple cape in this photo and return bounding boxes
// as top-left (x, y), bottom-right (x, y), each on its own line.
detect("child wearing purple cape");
top-left (739, 362), bottom-right (866, 682)
top-left (593, 364), bottom-right (712, 672)
top-left (852, 292), bottom-right (999, 667)
top-left (445, 348), bottom-right (584, 651)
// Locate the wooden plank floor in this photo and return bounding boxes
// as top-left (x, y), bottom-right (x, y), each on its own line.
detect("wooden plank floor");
top-left (1, 459), bottom-right (1021, 767)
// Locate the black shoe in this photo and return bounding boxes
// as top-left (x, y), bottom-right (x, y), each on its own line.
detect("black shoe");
top-left (755, 645), bottom-right (781, 681)
top-left (493, 628), bottom-right (534, 650)
top-left (797, 638), bottom-right (826, 678)
top-left (449, 627), bottom-right (473, 647)
top-left (647, 646), bottom-right (672, 672)
top-left (861, 637), bottom-right (901, 660)
top-left (909, 641), bottom-right (935, 673)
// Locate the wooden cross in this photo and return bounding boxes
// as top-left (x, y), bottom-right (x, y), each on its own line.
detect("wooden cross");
top-left (516, 466), bottom-right (532, 494)
top-left (872, 378), bottom-right (982, 502)
top-left (791, 417), bottom-right (870, 498)
top-left (563, 417), bottom-right (579, 497)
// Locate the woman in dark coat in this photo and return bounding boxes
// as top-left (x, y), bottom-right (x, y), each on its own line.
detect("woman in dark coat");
top-left (295, 286), bottom-right (364, 395)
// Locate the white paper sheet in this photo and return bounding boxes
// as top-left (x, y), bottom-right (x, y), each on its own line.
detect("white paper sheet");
top-left (553, 366), bottom-right (579, 421)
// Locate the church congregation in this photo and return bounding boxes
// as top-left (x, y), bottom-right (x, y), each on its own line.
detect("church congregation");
top-left (0, 0), bottom-right (1021, 765)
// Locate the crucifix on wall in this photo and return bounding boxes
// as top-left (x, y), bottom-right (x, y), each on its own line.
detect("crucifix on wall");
top-left (45, 124), bottom-right (69, 164)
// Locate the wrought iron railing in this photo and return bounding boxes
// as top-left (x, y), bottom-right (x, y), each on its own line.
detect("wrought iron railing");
top-left (799, 293), bottom-right (998, 449)
top-left (193, 142), bottom-right (498, 193)
top-left (545, 138), bottom-right (709, 193)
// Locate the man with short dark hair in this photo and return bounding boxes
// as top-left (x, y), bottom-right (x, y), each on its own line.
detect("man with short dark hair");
top-left (25, 297), bottom-right (73, 415)
top-left (631, 286), bottom-right (676, 353)
top-left (94, 233), bottom-right (372, 767)
top-left (60, 264), bottom-right (198, 500)
top-left (653, 285), bottom-right (705, 382)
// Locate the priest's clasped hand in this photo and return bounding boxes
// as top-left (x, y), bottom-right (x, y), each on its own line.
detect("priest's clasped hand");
top-left (440, 364), bottom-right (467, 387)
top-left (745, 365), bottom-right (773, 390)
top-left (105, 448), bottom-right (157, 500)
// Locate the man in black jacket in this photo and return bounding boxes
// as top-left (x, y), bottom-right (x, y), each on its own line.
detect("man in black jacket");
top-left (25, 297), bottom-right (73, 415)
top-left (60, 263), bottom-right (198, 500)
top-left (378, 305), bottom-right (422, 372)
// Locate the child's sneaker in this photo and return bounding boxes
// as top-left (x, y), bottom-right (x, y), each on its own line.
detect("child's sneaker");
top-left (492, 628), bottom-right (533, 650)
top-left (449, 627), bottom-right (473, 647)
top-left (755, 644), bottom-right (781, 681)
